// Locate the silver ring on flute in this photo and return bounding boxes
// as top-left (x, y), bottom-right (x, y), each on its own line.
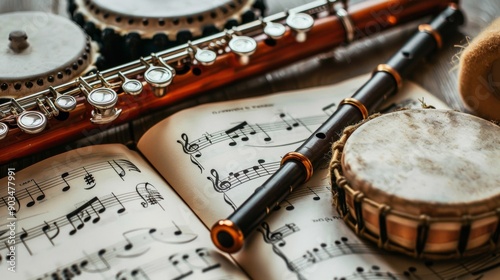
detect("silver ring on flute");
top-left (336, 8), bottom-right (355, 43)
top-left (211, 219), bottom-right (244, 253)
top-left (280, 152), bottom-right (314, 182)
top-left (339, 97), bottom-right (369, 120)
top-left (418, 23), bottom-right (443, 49)
top-left (373, 64), bottom-right (403, 90)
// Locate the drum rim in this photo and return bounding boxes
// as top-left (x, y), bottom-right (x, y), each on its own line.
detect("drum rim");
top-left (329, 109), bottom-right (500, 260)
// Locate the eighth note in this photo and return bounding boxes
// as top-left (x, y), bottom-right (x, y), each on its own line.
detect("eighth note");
top-left (61, 172), bottom-right (71, 192)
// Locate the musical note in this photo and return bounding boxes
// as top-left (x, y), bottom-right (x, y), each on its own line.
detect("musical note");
top-left (0, 191), bottom-right (175, 253)
top-left (19, 228), bottom-right (32, 255)
top-left (66, 197), bottom-right (105, 235)
top-left (308, 187), bottom-right (321, 201)
top-left (61, 172), bottom-right (71, 192)
top-left (256, 124), bottom-right (272, 142)
top-left (83, 167), bottom-right (96, 190)
top-left (115, 268), bottom-right (150, 280)
top-left (112, 192), bottom-right (126, 214)
top-left (279, 113), bottom-right (300, 131)
top-left (168, 253), bottom-right (194, 279)
top-left (253, 159), bottom-right (270, 176)
top-left (224, 121), bottom-right (248, 146)
top-left (23, 180), bottom-right (45, 208)
top-left (149, 224), bottom-right (198, 244)
top-left (196, 248), bottom-right (221, 273)
top-left (109, 160), bottom-right (126, 180)
top-left (80, 248), bottom-right (111, 273)
top-left (42, 221), bottom-right (60, 246)
top-left (274, 199), bottom-right (295, 211)
top-left (118, 229), bottom-right (151, 257)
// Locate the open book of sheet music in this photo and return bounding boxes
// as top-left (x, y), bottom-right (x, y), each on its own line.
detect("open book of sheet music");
top-left (1, 74), bottom-right (499, 279)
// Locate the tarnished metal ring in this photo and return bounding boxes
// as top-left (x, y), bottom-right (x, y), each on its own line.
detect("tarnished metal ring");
top-left (374, 64), bottom-right (403, 90)
top-left (340, 97), bottom-right (369, 120)
top-left (418, 23), bottom-right (443, 49)
top-left (280, 151), bottom-right (314, 182)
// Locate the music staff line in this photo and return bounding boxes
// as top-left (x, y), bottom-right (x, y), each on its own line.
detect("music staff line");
top-left (33, 227), bottom-right (204, 280)
top-left (259, 222), bottom-right (500, 279)
top-left (207, 159), bottom-right (329, 210)
top-left (177, 113), bottom-right (329, 156)
top-left (0, 185), bottom-right (163, 255)
top-left (177, 98), bottom-right (417, 160)
top-left (0, 159), bottom-right (141, 214)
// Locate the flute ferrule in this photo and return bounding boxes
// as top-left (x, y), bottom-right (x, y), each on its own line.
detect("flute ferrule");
top-left (418, 23), bottom-right (443, 49)
top-left (339, 98), bottom-right (369, 120)
top-left (211, 219), bottom-right (245, 253)
top-left (280, 152), bottom-right (314, 182)
top-left (373, 64), bottom-right (403, 90)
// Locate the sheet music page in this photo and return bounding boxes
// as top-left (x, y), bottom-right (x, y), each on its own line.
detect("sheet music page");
top-left (0, 145), bottom-right (247, 279)
top-left (138, 74), bottom-right (500, 280)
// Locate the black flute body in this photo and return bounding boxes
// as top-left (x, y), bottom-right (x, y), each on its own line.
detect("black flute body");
top-left (211, 4), bottom-right (465, 253)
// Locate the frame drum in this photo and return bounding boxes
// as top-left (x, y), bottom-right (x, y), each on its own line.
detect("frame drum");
top-left (0, 11), bottom-right (98, 99)
top-left (330, 109), bottom-right (500, 259)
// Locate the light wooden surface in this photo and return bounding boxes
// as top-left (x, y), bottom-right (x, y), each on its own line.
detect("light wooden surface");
top-left (1, 0), bottom-right (499, 171)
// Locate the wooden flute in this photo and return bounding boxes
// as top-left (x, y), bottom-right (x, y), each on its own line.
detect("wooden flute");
top-left (211, 4), bottom-right (465, 253)
top-left (0, 0), bottom-right (455, 164)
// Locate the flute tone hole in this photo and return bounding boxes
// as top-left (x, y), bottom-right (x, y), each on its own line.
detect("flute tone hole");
top-left (264, 38), bottom-right (277, 47)
top-left (316, 132), bottom-right (326, 139)
top-left (192, 67), bottom-right (202, 76)
top-left (402, 51), bottom-right (412, 59)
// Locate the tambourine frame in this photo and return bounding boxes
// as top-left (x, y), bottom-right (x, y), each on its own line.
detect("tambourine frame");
top-left (329, 113), bottom-right (500, 260)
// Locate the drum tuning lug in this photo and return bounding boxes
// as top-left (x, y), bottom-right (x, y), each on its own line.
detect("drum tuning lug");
top-left (286, 12), bottom-right (314, 43)
top-left (118, 72), bottom-right (143, 96)
top-left (140, 56), bottom-right (176, 97)
top-left (78, 78), bottom-right (121, 124)
top-left (228, 34), bottom-right (257, 65)
top-left (263, 21), bottom-right (286, 40)
top-left (0, 122), bottom-right (9, 140)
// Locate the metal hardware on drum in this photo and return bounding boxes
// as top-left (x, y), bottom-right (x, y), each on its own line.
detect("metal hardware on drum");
top-left (0, 0), bottom-right (457, 164)
top-left (0, 11), bottom-right (99, 100)
top-left (211, 4), bottom-right (464, 254)
top-left (68, 0), bottom-right (266, 68)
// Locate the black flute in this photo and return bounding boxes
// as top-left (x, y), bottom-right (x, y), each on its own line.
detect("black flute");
top-left (211, 4), bottom-right (464, 253)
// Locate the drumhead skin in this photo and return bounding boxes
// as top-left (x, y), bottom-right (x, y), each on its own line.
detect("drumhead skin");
top-left (342, 109), bottom-right (500, 217)
top-left (70, 0), bottom-right (259, 67)
top-left (0, 12), bottom-right (95, 98)
top-left (335, 109), bottom-right (500, 257)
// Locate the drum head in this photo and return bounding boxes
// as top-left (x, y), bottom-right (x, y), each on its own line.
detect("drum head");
top-left (0, 12), bottom-right (95, 98)
top-left (75, 0), bottom-right (256, 39)
top-left (341, 109), bottom-right (500, 217)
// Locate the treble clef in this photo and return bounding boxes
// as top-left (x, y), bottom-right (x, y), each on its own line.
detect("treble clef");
top-left (207, 169), bottom-right (232, 193)
top-left (177, 133), bottom-right (204, 172)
